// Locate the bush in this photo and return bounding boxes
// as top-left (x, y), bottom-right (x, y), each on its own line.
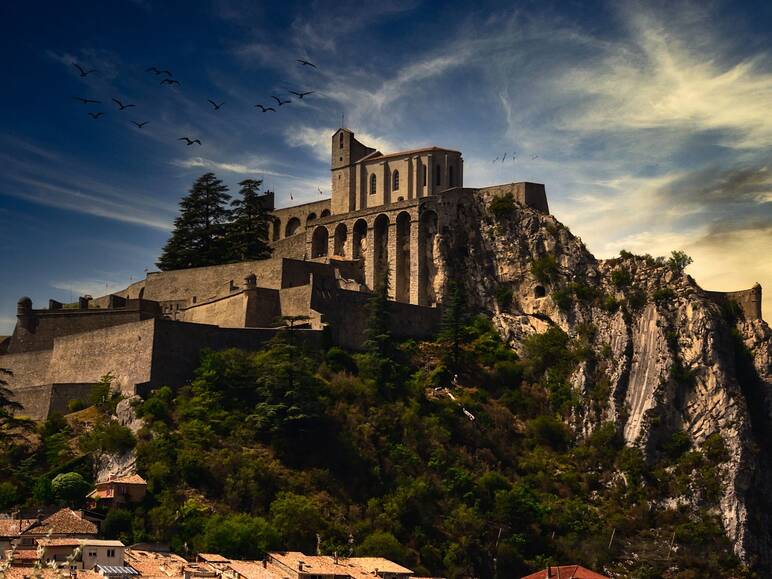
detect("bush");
top-left (67, 399), bottom-right (87, 413)
top-left (662, 430), bottom-right (692, 460)
top-left (611, 268), bottom-right (632, 288)
top-left (489, 193), bottom-right (516, 219)
top-left (626, 289), bottom-right (646, 312)
top-left (198, 513), bottom-right (278, 559)
top-left (269, 492), bottom-right (324, 552)
top-left (326, 346), bottom-right (357, 374)
top-left (80, 421), bottom-right (136, 454)
top-left (531, 255), bottom-right (559, 283)
top-left (102, 508), bottom-right (134, 540)
top-left (359, 531), bottom-right (409, 564)
top-left (602, 295), bottom-right (619, 313)
top-left (653, 288), bottom-right (675, 304)
top-left (525, 416), bottom-right (570, 451)
top-left (51, 472), bottom-right (90, 505)
top-left (495, 285), bottom-right (513, 309)
top-left (551, 287), bottom-right (572, 311)
top-left (668, 250), bottom-right (693, 273)
top-left (0, 481), bottom-right (19, 510)
top-left (702, 433), bottom-right (729, 463)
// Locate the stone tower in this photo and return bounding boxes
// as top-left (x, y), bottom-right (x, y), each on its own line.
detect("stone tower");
top-left (331, 128), bottom-right (375, 215)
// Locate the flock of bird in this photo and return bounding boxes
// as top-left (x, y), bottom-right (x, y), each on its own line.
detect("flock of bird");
top-left (492, 151), bottom-right (539, 163)
top-left (71, 58), bottom-right (320, 146)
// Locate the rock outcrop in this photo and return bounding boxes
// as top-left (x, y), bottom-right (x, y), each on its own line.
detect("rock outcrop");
top-left (440, 192), bottom-right (772, 568)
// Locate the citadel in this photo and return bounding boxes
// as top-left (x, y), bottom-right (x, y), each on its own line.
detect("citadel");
top-left (0, 129), bottom-right (761, 420)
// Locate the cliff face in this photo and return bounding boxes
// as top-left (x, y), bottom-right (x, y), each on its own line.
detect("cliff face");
top-left (440, 192), bottom-right (772, 568)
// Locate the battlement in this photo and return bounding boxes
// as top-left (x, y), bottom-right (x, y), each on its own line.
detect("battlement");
top-left (705, 283), bottom-right (763, 321)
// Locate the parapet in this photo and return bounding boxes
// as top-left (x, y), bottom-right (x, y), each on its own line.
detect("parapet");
top-left (478, 182), bottom-right (550, 214)
top-left (705, 283), bottom-right (763, 321)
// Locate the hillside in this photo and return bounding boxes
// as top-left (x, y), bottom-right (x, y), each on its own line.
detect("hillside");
top-left (1, 195), bottom-right (770, 577)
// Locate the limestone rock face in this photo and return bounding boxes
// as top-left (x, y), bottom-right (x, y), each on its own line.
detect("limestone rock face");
top-left (440, 192), bottom-right (772, 567)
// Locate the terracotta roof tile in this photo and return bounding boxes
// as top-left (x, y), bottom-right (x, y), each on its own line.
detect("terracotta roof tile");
top-left (226, 560), bottom-right (282, 579)
top-left (521, 565), bottom-right (609, 579)
top-left (0, 519), bottom-right (36, 537)
top-left (104, 474), bottom-right (147, 485)
top-left (349, 558), bottom-right (413, 575)
top-left (24, 508), bottom-right (97, 537)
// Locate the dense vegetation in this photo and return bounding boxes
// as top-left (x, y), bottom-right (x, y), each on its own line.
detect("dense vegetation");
top-left (0, 288), bottom-right (750, 578)
top-left (157, 174), bottom-right (272, 271)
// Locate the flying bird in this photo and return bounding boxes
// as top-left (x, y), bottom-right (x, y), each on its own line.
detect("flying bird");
top-left (296, 59), bottom-right (317, 69)
top-left (88, 112), bottom-right (104, 119)
top-left (502, 152), bottom-right (507, 162)
top-left (112, 98), bottom-right (136, 110)
top-left (531, 154), bottom-right (539, 160)
top-left (289, 90), bottom-right (314, 99)
top-left (74, 97), bottom-right (101, 105)
top-left (73, 63), bottom-right (96, 77)
top-left (271, 95), bottom-right (291, 106)
top-left (146, 67), bottom-right (173, 76)
top-left (178, 137), bottom-right (202, 146)
top-left (207, 99), bottom-right (225, 110)
top-left (160, 79), bottom-right (180, 86)
top-left (131, 121), bottom-right (150, 128)
top-left (492, 156), bottom-right (499, 163)
top-left (255, 104), bottom-right (276, 112)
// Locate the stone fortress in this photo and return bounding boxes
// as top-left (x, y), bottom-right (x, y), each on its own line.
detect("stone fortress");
top-left (0, 129), bottom-right (761, 420)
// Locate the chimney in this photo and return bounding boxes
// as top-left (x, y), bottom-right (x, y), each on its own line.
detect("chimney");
top-left (262, 560), bottom-right (267, 569)
top-left (78, 296), bottom-right (90, 309)
top-left (298, 562), bottom-right (304, 572)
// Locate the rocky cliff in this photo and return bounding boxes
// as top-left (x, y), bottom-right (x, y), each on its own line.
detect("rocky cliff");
top-left (440, 192), bottom-right (772, 568)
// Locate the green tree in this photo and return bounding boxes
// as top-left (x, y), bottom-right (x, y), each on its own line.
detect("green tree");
top-left (51, 472), bottom-right (90, 505)
top-left (269, 492), bottom-right (324, 552)
top-left (667, 250), bottom-right (693, 273)
top-left (0, 368), bottom-right (31, 444)
top-left (439, 279), bottom-right (468, 374)
top-left (226, 179), bottom-right (273, 262)
top-left (358, 531), bottom-right (409, 564)
top-left (197, 513), bottom-right (278, 559)
top-left (157, 172), bottom-right (232, 270)
top-left (364, 270), bottom-right (393, 359)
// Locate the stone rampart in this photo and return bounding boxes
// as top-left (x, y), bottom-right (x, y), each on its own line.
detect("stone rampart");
top-left (478, 182), bottom-right (550, 213)
top-left (705, 283), bottom-right (763, 321)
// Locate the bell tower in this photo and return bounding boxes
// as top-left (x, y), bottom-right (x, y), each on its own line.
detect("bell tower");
top-left (331, 129), bottom-right (375, 214)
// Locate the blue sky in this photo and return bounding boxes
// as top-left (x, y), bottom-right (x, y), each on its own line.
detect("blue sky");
top-left (1, 0), bottom-right (771, 333)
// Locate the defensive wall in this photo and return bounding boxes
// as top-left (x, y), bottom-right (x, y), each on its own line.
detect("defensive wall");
top-left (705, 283), bottom-right (763, 322)
top-left (270, 199), bottom-right (332, 241)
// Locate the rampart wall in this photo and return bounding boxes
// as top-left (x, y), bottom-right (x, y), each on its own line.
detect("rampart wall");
top-left (479, 182), bottom-right (550, 214)
top-left (705, 283), bottom-right (763, 321)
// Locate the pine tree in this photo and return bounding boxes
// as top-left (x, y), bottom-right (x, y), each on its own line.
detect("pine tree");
top-left (439, 279), bottom-right (468, 374)
top-left (226, 179), bottom-right (273, 262)
top-left (156, 173), bottom-right (232, 271)
top-left (0, 368), bottom-right (31, 443)
top-left (364, 269), bottom-right (393, 359)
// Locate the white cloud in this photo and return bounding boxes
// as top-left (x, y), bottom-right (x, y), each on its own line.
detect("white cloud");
top-left (284, 125), bottom-right (402, 161)
top-left (170, 157), bottom-right (294, 178)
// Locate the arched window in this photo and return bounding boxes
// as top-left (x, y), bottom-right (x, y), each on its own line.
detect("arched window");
top-left (435, 164), bottom-right (441, 186)
top-left (370, 174), bottom-right (377, 195)
top-left (393, 170), bottom-right (400, 191)
top-left (339, 132), bottom-right (344, 149)
top-left (449, 166), bottom-right (454, 187)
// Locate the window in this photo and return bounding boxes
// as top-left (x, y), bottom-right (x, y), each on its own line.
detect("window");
top-left (339, 132), bottom-right (344, 149)
top-left (422, 164), bottom-right (426, 186)
top-left (435, 164), bottom-right (441, 186)
top-left (449, 166), bottom-right (454, 186)
top-left (370, 174), bottom-right (376, 194)
top-left (107, 549), bottom-right (116, 558)
top-left (392, 170), bottom-right (400, 191)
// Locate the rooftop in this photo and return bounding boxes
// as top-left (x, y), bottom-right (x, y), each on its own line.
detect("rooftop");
top-left (0, 518), bottom-right (36, 537)
top-left (521, 565), bottom-right (610, 579)
top-left (25, 508), bottom-right (98, 536)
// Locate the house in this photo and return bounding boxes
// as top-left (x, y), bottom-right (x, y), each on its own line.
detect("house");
top-left (264, 552), bottom-right (414, 579)
top-left (4, 508), bottom-right (98, 566)
top-left (87, 475), bottom-right (148, 509)
top-left (0, 517), bottom-right (36, 560)
top-left (38, 538), bottom-right (126, 570)
top-left (521, 565), bottom-right (610, 579)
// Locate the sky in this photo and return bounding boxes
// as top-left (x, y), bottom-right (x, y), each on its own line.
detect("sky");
top-left (1, 0), bottom-right (771, 334)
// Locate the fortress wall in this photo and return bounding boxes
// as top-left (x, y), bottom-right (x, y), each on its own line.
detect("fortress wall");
top-left (478, 182), bottom-right (549, 214)
top-left (279, 285), bottom-right (316, 322)
top-left (8, 306), bottom-right (155, 354)
top-left (91, 279), bottom-right (148, 307)
top-left (149, 320), bottom-right (323, 390)
top-left (8, 383), bottom-right (54, 421)
top-left (46, 319), bottom-right (157, 394)
top-left (245, 288), bottom-right (282, 326)
top-left (705, 284), bottom-right (763, 321)
top-left (140, 259), bottom-right (285, 303)
top-left (271, 199), bottom-right (331, 240)
top-left (182, 292), bottom-right (248, 328)
top-left (270, 233), bottom-right (307, 260)
top-left (48, 383), bottom-right (97, 416)
top-left (311, 287), bottom-right (441, 349)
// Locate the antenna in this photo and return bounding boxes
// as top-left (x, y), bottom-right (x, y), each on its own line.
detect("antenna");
top-left (340, 111), bottom-right (344, 128)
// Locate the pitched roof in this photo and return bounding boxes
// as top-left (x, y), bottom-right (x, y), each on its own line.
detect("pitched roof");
top-left (355, 147), bottom-right (461, 164)
top-left (2, 570), bottom-right (102, 579)
top-left (350, 557), bottom-right (413, 575)
top-left (198, 553), bottom-right (230, 563)
top-left (25, 508), bottom-right (98, 536)
top-left (521, 565), bottom-right (609, 579)
top-left (0, 518), bottom-right (36, 537)
top-left (226, 560), bottom-right (281, 579)
top-left (104, 474), bottom-right (147, 485)
top-left (124, 549), bottom-right (189, 578)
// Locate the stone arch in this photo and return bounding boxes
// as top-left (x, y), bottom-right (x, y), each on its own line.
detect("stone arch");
top-left (307, 213), bottom-right (317, 224)
top-left (311, 226), bottom-right (329, 258)
top-left (138, 287), bottom-right (145, 300)
top-left (285, 217), bottom-right (301, 237)
top-left (272, 218), bottom-right (281, 241)
top-left (352, 219), bottom-right (367, 260)
top-left (395, 211), bottom-right (411, 303)
top-left (320, 209), bottom-right (331, 218)
top-left (334, 222), bottom-right (348, 257)
top-left (534, 285), bottom-right (546, 298)
top-left (420, 210), bottom-right (439, 306)
top-left (373, 214), bottom-right (390, 288)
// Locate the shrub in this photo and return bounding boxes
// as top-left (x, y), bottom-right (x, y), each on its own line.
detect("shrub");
top-left (0, 481), bottom-right (19, 510)
top-left (359, 531), bottom-right (409, 564)
top-left (702, 433), bottom-right (729, 463)
top-left (551, 287), bottom-right (572, 311)
top-left (67, 399), bottom-right (87, 413)
top-left (489, 193), bottom-right (516, 219)
top-left (611, 268), bottom-right (632, 288)
top-left (626, 289), bottom-right (646, 311)
top-left (198, 513), bottom-right (278, 559)
top-left (80, 421), bottom-right (136, 454)
top-left (668, 250), bottom-right (693, 273)
top-left (326, 346), bottom-right (357, 374)
top-left (619, 249), bottom-right (635, 259)
top-left (525, 416), bottom-right (570, 451)
top-left (495, 285), bottom-right (513, 309)
top-left (531, 255), bottom-right (559, 283)
top-left (269, 492), bottom-right (324, 552)
top-left (653, 288), bottom-right (675, 304)
top-left (102, 508), bottom-right (134, 540)
top-left (602, 295), bottom-right (619, 312)
top-left (662, 430), bottom-right (692, 460)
